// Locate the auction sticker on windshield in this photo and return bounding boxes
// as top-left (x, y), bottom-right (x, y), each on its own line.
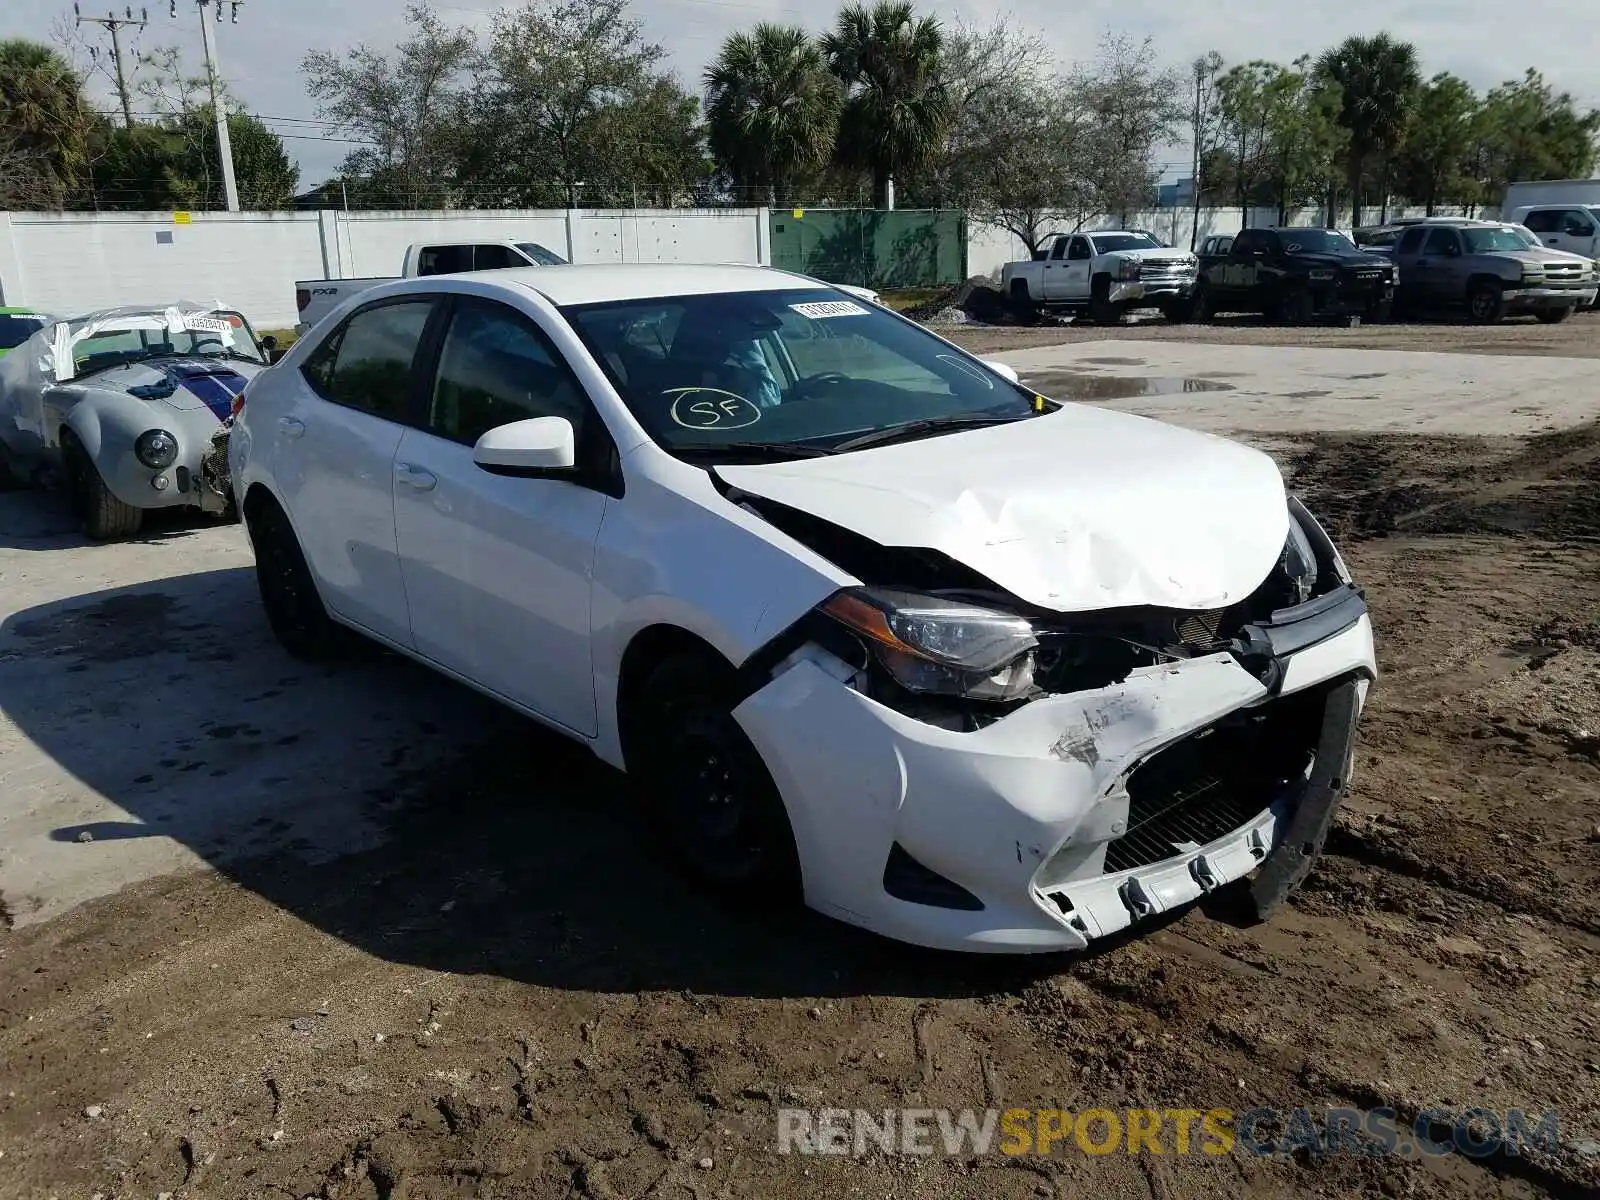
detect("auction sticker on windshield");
top-left (184, 315), bottom-right (233, 334)
top-left (790, 300), bottom-right (869, 319)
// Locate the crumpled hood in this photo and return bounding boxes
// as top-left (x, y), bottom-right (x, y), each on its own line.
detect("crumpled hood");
top-left (717, 405), bottom-right (1291, 612)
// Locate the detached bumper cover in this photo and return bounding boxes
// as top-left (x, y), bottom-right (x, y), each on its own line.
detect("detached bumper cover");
top-left (734, 588), bottom-right (1375, 954)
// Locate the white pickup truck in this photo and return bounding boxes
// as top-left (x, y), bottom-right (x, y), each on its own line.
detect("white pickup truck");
top-left (293, 239), bottom-right (569, 336)
top-left (1001, 230), bottom-right (1199, 323)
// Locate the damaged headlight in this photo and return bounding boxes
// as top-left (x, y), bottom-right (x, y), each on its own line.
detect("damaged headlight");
top-left (820, 587), bottom-right (1038, 702)
top-left (1281, 516), bottom-right (1319, 605)
top-left (1115, 259), bottom-right (1142, 281)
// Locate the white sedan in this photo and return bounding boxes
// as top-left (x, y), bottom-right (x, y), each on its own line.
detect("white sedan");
top-left (229, 264), bottom-right (1376, 954)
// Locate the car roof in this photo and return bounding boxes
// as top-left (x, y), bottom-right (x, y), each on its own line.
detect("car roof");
top-left (463, 263), bottom-right (834, 306)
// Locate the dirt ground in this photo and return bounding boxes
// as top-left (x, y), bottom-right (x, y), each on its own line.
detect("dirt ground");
top-left (2, 323), bottom-right (1600, 1200)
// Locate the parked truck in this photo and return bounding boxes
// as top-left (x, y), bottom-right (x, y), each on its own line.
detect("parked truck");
top-left (1000, 230), bottom-right (1198, 324)
top-left (293, 239), bottom-right (569, 335)
top-left (1193, 227), bottom-right (1395, 323)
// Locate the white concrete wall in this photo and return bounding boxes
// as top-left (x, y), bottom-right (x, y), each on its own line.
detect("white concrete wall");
top-left (0, 207), bottom-right (772, 330)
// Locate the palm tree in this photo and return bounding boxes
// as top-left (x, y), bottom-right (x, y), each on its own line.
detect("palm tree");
top-left (1315, 33), bottom-right (1421, 223)
top-left (704, 25), bottom-right (840, 207)
top-left (822, 1), bottom-right (950, 208)
top-left (0, 39), bottom-right (96, 206)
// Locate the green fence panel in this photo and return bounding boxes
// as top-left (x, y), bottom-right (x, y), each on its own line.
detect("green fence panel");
top-left (769, 209), bottom-right (967, 290)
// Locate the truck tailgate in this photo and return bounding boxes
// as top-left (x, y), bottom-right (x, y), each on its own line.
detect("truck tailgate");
top-left (294, 277), bottom-right (399, 334)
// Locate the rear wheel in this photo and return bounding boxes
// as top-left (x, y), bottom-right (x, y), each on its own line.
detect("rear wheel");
top-left (246, 496), bottom-right (351, 659)
top-left (63, 438), bottom-right (142, 540)
top-left (1007, 280), bottom-right (1036, 323)
top-left (1535, 306), bottom-right (1573, 324)
top-left (628, 653), bottom-right (801, 900)
top-left (1467, 280), bottom-right (1507, 324)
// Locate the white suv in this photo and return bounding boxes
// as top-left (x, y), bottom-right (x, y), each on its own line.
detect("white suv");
top-left (229, 263), bottom-right (1375, 954)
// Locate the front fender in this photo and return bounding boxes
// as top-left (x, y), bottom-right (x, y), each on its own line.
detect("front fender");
top-left (64, 394), bottom-right (211, 509)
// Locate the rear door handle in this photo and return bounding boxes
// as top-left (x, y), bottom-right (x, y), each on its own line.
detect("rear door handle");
top-left (395, 463), bottom-right (437, 491)
top-left (278, 416), bottom-right (305, 438)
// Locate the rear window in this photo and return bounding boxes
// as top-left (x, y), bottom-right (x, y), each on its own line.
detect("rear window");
top-left (0, 314), bottom-right (46, 350)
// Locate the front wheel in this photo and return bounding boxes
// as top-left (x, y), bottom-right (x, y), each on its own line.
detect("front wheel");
top-left (1089, 278), bottom-right (1124, 325)
top-left (1160, 298), bottom-right (1192, 324)
top-left (64, 441), bottom-right (142, 540)
top-left (1535, 306), bottom-right (1573, 325)
top-left (1277, 286), bottom-right (1316, 326)
top-left (630, 654), bottom-right (801, 900)
top-left (1365, 298), bottom-right (1393, 323)
top-left (1467, 280), bottom-right (1507, 324)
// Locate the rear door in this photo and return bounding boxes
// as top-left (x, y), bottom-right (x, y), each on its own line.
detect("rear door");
top-left (277, 295), bottom-right (441, 646)
top-left (391, 294), bottom-right (609, 736)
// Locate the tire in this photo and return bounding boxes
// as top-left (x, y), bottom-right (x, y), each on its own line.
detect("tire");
top-left (64, 440), bottom-right (142, 540)
top-left (1007, 280), bottom-right (1036, 323)
top-left (1467, 280), bottom-right (1507, 324)
top-left (1365, 298), bottom-right (1393, 323)
top-left (1191, 282), bottom-right (1216, 321)
top-left (1160, 298), bottom-right (1191, 324)
top-left (628, 653), bottom-right (801, 901)
top-left (1535, 306), bottom-right (1573, 324)
top-left (1089, 276), bottom-right (1123, 325)
top-left (1277, 286), bottom-right (1315, 326)
top-left (246, 496), bottom-right (351, 660)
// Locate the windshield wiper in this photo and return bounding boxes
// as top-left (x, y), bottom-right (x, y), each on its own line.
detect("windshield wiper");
top-left (673, 441), bottom-right (834, 462)
top-left (830, 413), bottom-right (1024, 453)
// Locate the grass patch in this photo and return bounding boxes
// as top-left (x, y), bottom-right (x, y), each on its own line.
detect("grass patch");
top-left (878, 288), bottom-right (946, 313)
top-left (260, 328), bottom-right (299, 350)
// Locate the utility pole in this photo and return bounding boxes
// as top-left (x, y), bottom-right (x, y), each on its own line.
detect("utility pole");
top-left (75, 5), bottom-right (148, 129)
top-left (167, 0), bottom-right (242, 211)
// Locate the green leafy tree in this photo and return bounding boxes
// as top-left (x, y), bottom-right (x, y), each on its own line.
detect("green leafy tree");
top-left (301, 3), bottom-right (477, 208)
top-left (472, 0), bottom-right (700, 208)
top-left (1314, 33), bottom-right (1422, 221)
top-left (1213, 62), bottom-right (1278, 215)
top-left (822, 1), bottom-right (951, 209)
top-left (704, 24), bottom-right (839, 206)
top-left (0, 39), bottom-right (97, 207)
top-left (1392, 72), bottom-right (1481, 213)
top-left (1260, 59), bottom-right (1347, 223)
top-left (1468, 70), bottom-right (1600, 204)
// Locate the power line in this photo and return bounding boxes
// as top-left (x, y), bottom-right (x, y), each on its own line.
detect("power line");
top-left (74, 5), bottom-right (149, 129)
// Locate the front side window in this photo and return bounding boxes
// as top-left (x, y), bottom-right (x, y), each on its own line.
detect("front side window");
top-left (565, 288), bottom-right (1044, 460)
top-left (1421, 227), bottom-right (1459, 255)
top-left (305, 300), bottom-right (433, 420)
top-left (1232, 230), bottom-right (1273, 255)
top-left (1396, 227), bottom-right (1427, 255)
top-left (1067, 237), bottom-right (1092, 261)
top-left (428, 300), bottom-right (587, 446)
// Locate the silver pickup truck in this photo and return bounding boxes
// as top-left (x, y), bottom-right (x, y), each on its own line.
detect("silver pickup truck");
top-left (293, 239), bottom-right (568, 336)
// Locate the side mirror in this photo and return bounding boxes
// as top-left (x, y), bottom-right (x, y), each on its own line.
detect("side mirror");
top-left (1031, 248), bottom-right (1048, 261)
top-left (982, 359), bottom-right (1020, 384)
top-left (260, 334), bottom-right (278, 352)
top-left (473, 416), bottom-right (576, 474)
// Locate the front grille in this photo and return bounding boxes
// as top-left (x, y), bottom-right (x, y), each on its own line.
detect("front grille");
top-left (1102, 685), bottom-right (1328, 873)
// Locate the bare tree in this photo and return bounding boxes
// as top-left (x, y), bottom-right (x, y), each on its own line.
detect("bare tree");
top-left (1072, 32), bottom-right (1187, 221)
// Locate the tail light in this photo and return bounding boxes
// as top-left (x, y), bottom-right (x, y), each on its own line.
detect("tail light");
top-left (296, 288), bottom-right (310, 313)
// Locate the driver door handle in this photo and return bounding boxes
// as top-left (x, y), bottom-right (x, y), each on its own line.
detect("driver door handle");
top-left (395, 462), bottom-right (437, 491)
top-left (278, 416), bottom-right (305, 438)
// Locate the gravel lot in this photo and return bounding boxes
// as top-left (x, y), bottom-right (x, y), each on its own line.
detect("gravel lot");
top-left (1, 318), bottom-right (1598, 1200)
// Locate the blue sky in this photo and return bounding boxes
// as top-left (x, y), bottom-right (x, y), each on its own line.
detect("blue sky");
top-left (5, 0), bottom-right (1597, 188)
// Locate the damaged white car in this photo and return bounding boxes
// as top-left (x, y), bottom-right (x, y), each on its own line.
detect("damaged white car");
top-left (0, 303), bottom-right (275, 538)
top-left (229, 264), bottom-right (1376, 954)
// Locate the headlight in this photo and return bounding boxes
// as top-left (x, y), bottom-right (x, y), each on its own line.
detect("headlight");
top-left (135, 429), bottom-right (179, 469)
top-left (1308, 269), bottom-right (1335, 281)
top-left (1289, 496), bottom-right (1353, 586)
top-left (1521, 267), bottom-right (1545, 283)
top-left (820, 587), bottom-right (1038, 702)
top-left (1281, 517), bottom-right (1319, 605)
top-left (1115, 259), bottom-right (1141, 281)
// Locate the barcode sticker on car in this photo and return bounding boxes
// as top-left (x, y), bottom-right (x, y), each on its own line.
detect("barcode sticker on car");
top-left (790, 300), bottom-right (869, 319)
top-left (184, 315), bottom-right (232, 333)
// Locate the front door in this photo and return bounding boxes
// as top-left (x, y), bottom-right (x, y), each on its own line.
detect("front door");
top-left (392, 296), bottom-right (607, 736)
top-left (1056, 236), bottom-right (1094, 301)
top-left (1411, 226), bottom-right (1460, 307)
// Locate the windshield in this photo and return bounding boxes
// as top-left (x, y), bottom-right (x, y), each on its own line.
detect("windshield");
top-left (1462, 226), bottom-right (1536, 253)
top-left (564, 288), bottom-right (1043, 459)
top-left (0, 314), bottom-right (46, 350)
top-left (516, 242), bottom-right (568, 266)
top-left (1277, 229), bottom-right (1354, 254)
top-left (1090, 233), bottom-right (1159, 253)
top-left (68, 309), bottom-right (265, 378)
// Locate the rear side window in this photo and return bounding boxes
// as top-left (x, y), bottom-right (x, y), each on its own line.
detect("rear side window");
top-left (303, 300), bottom-right (434, 421)
top-left (472, 244), bottom-right (525, 270)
